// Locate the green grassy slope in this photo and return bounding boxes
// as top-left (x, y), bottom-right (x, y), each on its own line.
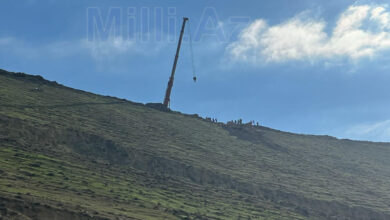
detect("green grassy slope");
top-left (0, 69), bottom-right (390, 220)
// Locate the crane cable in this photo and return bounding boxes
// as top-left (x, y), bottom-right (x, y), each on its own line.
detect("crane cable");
top-left (188, 21), bottom-right (197, 82)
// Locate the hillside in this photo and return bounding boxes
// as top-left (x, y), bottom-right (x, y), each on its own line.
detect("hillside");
top-left (0, 69), bottom-right (390, 220)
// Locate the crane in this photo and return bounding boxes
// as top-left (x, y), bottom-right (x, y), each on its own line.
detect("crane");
top-left (163, 17), bottom-right (195, 108)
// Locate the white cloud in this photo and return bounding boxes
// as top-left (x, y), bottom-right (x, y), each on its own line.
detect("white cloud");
top-left (0, 35), bottom-right (167, 62)
top-left (0, 36), bottom-right (81, 59)
top-left (228, 20), bottom-right (267, 62)
top-left (227, 4), bottom-right (390, 63)
top-left (82, 37), bottom-right (137, 60)
top-left (0, 37), bottom-right (41, 59)
top-left (0, 37), bottom-right (14, 45)
top-left (81, 34), bottom-right (169, 60)
top-left (344, 119), bottom-right (390, 142)
top-left (370, 6), bottom-right (390, 29)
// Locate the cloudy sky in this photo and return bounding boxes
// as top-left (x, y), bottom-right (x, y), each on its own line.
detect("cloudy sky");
top-left (1, 0), bottom-right (390, 142)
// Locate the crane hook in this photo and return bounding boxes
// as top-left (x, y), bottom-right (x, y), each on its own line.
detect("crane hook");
top-left (188, 21), bottom-right (197, 83)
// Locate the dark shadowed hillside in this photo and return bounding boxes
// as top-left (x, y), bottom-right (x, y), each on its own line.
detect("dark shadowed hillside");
top-left (0, 69), bottom-right (390, 220)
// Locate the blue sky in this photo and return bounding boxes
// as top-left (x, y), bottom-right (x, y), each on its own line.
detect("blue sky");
top-left (2, 0), bottom-right (390, 142)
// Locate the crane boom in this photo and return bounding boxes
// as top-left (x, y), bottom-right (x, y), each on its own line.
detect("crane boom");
top-left (163, 17), bottom-right (189, 107)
